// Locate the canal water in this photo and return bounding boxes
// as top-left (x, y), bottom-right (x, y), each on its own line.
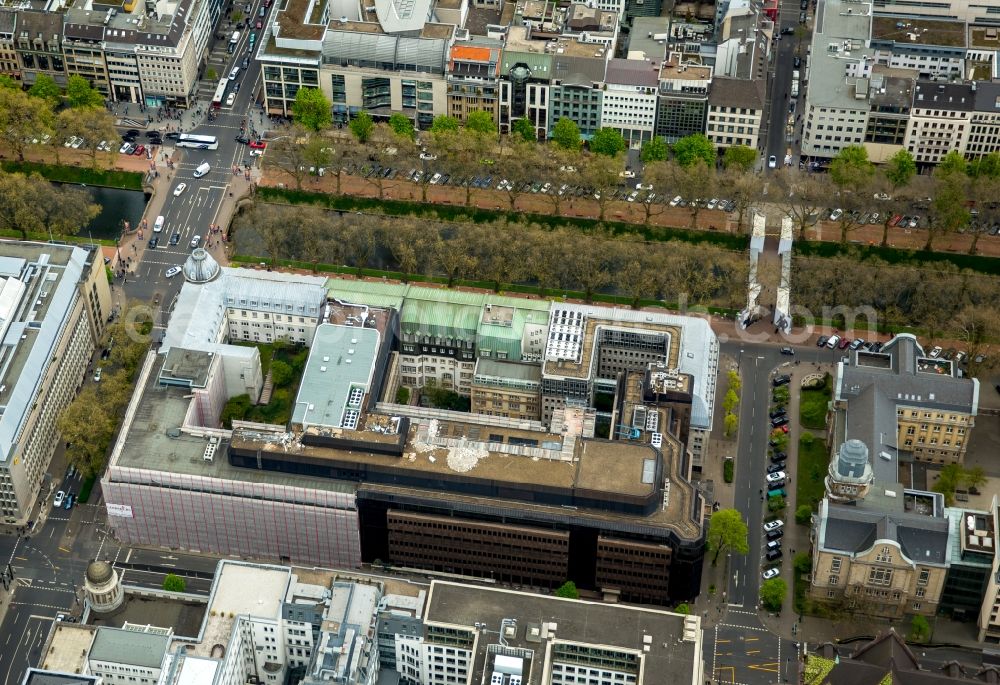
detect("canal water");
top-left (59, 184), bottom-right (150, 241)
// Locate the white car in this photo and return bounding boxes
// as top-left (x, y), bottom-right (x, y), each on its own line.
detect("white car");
top-left (620, 169), bottom-right (636, 179)
top-left (64, 137), bottom-right (78, 148)
top-left (762, 567), bottom-right (781, 580)
top-left (706, 198), bottom-right (719, 210)
top-left (53, 490), bottom-right (65, 508)
top-left (120, 142), bottom-right (134, 154)
top-left (173, 183), bottom-right (187, 196)
top-left (636, 183), bottom-right (653, 191)
top-left (669, 195), bottom-right (682, 207)
top-left (768, 155), bottom-right (777, 168)
top-left (929, 346), bottom-right (943, 358)
top-left (763, 519), bottom-right (784, 532)
top-left (165, 266), bottom-right (182, 278)
top-left (829, 208), bottom-right (843, 221)
top-left (93, 367), bottom-right (102, 382)
top-left (873, 192), bottom-right (891, 200)
top-left (430, 173), bottom-right (442, 185)
top-left (97, 140), bottom-right (108, 151)
top-left (559, 165), bottom-right (577, 173)
top-left (627, 191), bottom-right (639, 202)
top-left (766, 471), bottom-right (786, 485)
top-left (541, 182), bottom-right (552, 194)
top-left (190, 235), bottom-right (201, 248)
top-left (249, 148), bottom-right (263, 156)
top-left (229, 66), bottom-right (240, 80)
top-left (71, 137), bottom-right (84, 149)
top-left (419, 152), bottom-right (437, 161)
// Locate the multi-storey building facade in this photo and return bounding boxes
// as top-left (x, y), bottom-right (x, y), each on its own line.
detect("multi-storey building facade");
top-left (62, 12), bottom-right (109, 97)
top-left (88, 625), bottom-right (172, 685)
top-left (905, 82), bottom-right (975, 165)
top-left (655, 54), bottom-right (711, 144)
top-left (0, 10), bottom-right (19, 81)
top-left (470, 358), bottom-right (542, 421)
top-left (603, 58), bottom-right (658, 148)
top-left (447, 41), bottom-right (501, 124)
top-left (706, 77), bottom-right (765, 150)
top-left (15, 10), bottom-right (65, 87)
top-left (0, 242), bottom-right (110, 525)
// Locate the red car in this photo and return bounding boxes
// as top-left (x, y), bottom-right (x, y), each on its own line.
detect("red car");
top-left (255, 19), bottom-right (262, 28)
top-left (838, 336), bottom-right (851, 349)
top-left (249, 140), bottom-right (267, 150)
top-left (132, 144), bottom-right (145, 156)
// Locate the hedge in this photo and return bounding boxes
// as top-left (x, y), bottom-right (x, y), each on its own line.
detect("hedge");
top-left (1, 161), bottom-right (145, 190)
top-left (793, 238), bottom-right (1000, 276)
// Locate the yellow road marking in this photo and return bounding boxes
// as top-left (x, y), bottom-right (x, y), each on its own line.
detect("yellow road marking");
top-left (58, 547), bottom-right (70, 553)
top-left (746, 650), bottom-right (760, 655)
top-left (715, 666), bottom-right (736, 683)
top-left (717, 639), bottom-right (731, 644)
top-left (748, 663), bottom-right (780, 673)
top-left (745, 637), bottom-right (759, 642)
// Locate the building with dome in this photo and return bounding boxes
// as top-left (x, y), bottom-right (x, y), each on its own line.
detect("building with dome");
top-left (181, 248), bottom-right (221, 283)
top-left (826, 438), bottom-right (874, 503)
top-left (83, 560), bottom-right (124, 613)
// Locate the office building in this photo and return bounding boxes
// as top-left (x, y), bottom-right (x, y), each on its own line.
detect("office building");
top-left (977, 499), bottom-right (1000, 642)
top-left (447, 41), bottom-right (503, 124)
top-left (811, 334), bottom-right (981, 618)
top-left (602, 58), bottom-right (659, 149)
top-left (88, 625), bottom-right (172, 685)
top-left (470, 358), bottom-right (542, 421)
top-left (654, 53), bottom-right (711, 144)
top-left (0, 241), bottom-right (111, 525)
top-left (706, 78), bottom-right (766, 151)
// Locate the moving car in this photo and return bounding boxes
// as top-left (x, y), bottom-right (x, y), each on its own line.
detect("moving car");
top-left (64, 493), bottom-right (74, 510)
top-left (768, 155), bottom-right (777, 168)
top-left (165, 266), bottom-right (182, 278)
top-left (193, 162), bottom-right (211, 178)
top-left (190, 235), bottom-right (201, 248)
top-left (173, 183), bottom-right (187, 196)
top-left (169, 232), bottom-right (181, 246)
top-left (229, 66), bottom-right (240, 80)
top-left (53, 491), bottom-right (65, 508)
top-left (148, 236), bottom-right (159, 248)
top-left (249, 140), bottom-right (267, 150)
top-left (780, 346), bottom-right (794, 355)
top-left (93, 367), bottom-right (102, 382)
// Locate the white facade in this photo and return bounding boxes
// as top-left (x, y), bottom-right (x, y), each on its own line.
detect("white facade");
top-left (802, 104), bottom-right (870, 157)
top-left (601, 83), bottom-right (657, 148)
top-left (905, 106), bottom-right (973, 165)
top-left (398, 356), bottom-right (476, 393)
top-left (706, 102), bottom-right (763, 149)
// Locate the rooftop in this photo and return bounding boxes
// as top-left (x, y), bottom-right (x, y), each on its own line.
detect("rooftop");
top-left (88, 595), bottom-right (207, 639)
top-left (606, 57), bottom-right (660, 88)
top-left (0, 242), bottom-right (93, 468)
top-left (504, 25), bottom-right (603, 59)
top-left (871, 15), bottom-right (966, 48)
top-left (473, 358), bottom-right (541, 383)
top-left (38, 624), bottom-right (98, 675)
top-left (912, 81), bottom-right (975, 111)
top-left (709, 76), bottom-right (766, 109)
top-left (425, 581), bottom-right (702, 685)
top-left (817, 498), bottom-right (951, 565)
top-left (21, 673), bottom-right (98, 685)
top-left (191, 562), bottom-right (290, 658)
top-left (868, 71), bottom-right (913, 110)
top-left (88, 625), bottom-right (171, 669)
top-left (292, 324), bottom-right (382, 429)
top-left (659, 54), bottom-right (713, 82)
top-left (628, 16), bottom-right (670, 61)
top-left (806, 0), bottom-right (875, 111)
top-left (969, 24), bottom-right (1000, 50)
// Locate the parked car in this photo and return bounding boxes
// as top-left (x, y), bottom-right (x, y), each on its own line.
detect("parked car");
top-left (190, 235), bottom-right (201, 248)
top-left (766, 549), bottom-right (783, 561)
top-left (929, 345), bottom-right (943, 358)
top-left (829, 208), bottom-right (844, 221)
top-left (53, 490), bottom-right (65, 507)
top-left (763, 519), bottom-right (784, 532)
top-left (148, 236), bottom-right (158, 249)
top-left (770, 416), bottom-right (789, 428)
top-left (766, 471), bottom-right (786, 485)
top-left (826, 335), bottom-right (841, 348)
top-left (766, 539), bottom-right (782, 551)
top-left (165, 266), bottom-right (182, 278)
top-left (93, 367), bottom-right (102, 382)
top-left (838, 336), bottom-right (851, 349)
top-left (816, 335), bottom-right (829, 347)
top-left (768, 155), bottom-right (777, 168)
top-left (770, 452), bottom-right (787, 464)
top-left (766, 463), bottom-right (785, 475)
top-left (769, 408), bottom-right (786, 419)
top-left (772, 374), bottom-right (791, 387)
top-left (766, 528), bottom-right (784, 541)
top-left (762, 567), bottom-right (781, 580)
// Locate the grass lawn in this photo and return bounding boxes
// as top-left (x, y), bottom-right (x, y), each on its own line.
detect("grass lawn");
top-left (796, 434), bottom-right (828, 512)
top-left (799, 374), bottom-right (832, 430)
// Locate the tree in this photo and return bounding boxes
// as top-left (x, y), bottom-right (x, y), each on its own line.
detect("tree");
top-left (719, 167), bottom-right (765, 233)
top-left (928, 169), bottom-right (969, 251)
top-left (793, 552), bottom-right (812, 575)
top-left (672, 133), bottom-right (715, 168)
top-left (265, 127), bottom-right (311, 190)
top-left (162, 573), bottom-right (187, 592)
top-left (0, 88), bottom-right (53, 161)
top-left (954, 305), bottom-right (1000, 378)
top-left (829, 145), bottom-right (875, 191)
top-left (589, 127), bottom-right (626, 157)
top-left (465, 110), bottom-right (497, 136)
top-left (795, 504), bottom-right (813, 525)
top-left (348, 111), bottom-right (374, 144)
top-left (39, 183), bottom-right (100, 238)
top-left (388, 112), bottom-right (415, 140)
top-left (723, 144), bottom-right (757, 172)
top-left (0, 171), bottom-right (43, 239)
top-left (65, 75), bottom-right (104, 109)
top-left (666, 160), bottom-right (716, 228)
top-left (0, 75), bottom-right (18, 91)
top-left (909, 615), bottom-right (931, 643)
top-left (551, 117), bottom-right (581, 150)
top-left (675, 603), bottom-right (691, 615)
top-left (205, 67), bottom-right (218, 82)
top-left (555, 581), bottom-right (579, 599)
top-left (301, 134), bottom-right (335, 185)
top-left (722, 388), bottom-right (739, 413)
top-left (28, 75), bottom-right (61, 106)
top-left (641, 136), bottom-right (669, 163)
top-left (706, 508), bottom-right (749, 565)
top-left (430, 115), bottom-right (460, 136)
top-left (775, 168), bottom-right (831, 240)
top-left (932, 463), bottom-right (965, 506)
top-left (760, 578), bottom-right (787, 612)
top-left (58, 384), bottom-right (117, 477)
top-left (270, 359), bottom-right (293, 387)
top-left (580, 153), bottom-right (620, 220)
top-left (723, 412), bottom-right (738, 437)
top-left (968, 151), bottom-right (1000, 179)
top-left (963, 465), bottom-right (987, 491)
top-left (291, 87), bottom-right (331, 131)
top-left (511, 117), bottom-right (535, 143)
top-left (59, 107), bottom-right (120, 168)
top-left (884, 149), bottom-right (916, 190)
top-left (938, 150), bottom-right (967, 176)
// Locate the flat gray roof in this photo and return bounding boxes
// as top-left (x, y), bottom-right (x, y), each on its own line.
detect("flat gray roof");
top-left (0, 241), bottom-right (90, 467)
top-left (292, 324), bottom-right (381, 429)
top-left (88, 627), bottom-right (170, 669)
top-left (807, 0), bottom-right (875, 111)
top-left (425, 581), bottom-right (701, 685)
top-left (473, 358), bottom-right (541, 383)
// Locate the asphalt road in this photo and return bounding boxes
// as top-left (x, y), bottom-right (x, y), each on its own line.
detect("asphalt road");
top-left (764, 0), bottom-right (807, 168)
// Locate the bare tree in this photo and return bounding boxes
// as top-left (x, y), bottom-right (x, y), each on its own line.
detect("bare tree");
top-left (581, 154), bottom-right (621, 221)
top-left (432, 235), bottom-right (477, 287)
top-left (666, 160), bottom-right (716, 228)
top-left (265, 126), bottom-right (312, 190)
top-left (719, 168), bottom-right (765, 234)
top-left (774, 168), bottom-right (831, 240)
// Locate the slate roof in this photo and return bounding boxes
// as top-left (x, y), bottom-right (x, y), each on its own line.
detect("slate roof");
top-left (912, 81), bottom-right (975, 111)
top-left (552, 55), bottom-right (607, 87)
top-left (709, 77), bottom-right (766, 110)
top-left (89, 627), bottom-right (169, 669)
top-left (818, 501), bottom-right (950, 565)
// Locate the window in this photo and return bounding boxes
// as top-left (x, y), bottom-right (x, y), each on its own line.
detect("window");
top-left (876, 546), bottom-right (892, 563)
top-left (868, 567), bottom-right (893, 586)
top-left (830, 557), bottom-right (842, 572)
top-left (829, 575), bottom-right (839, 585)
top-left (918, 569), bottom-right (929, 585)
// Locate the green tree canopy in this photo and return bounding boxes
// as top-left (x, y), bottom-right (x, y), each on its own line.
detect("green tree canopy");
top-left (270, 359), bottom-right (293, 387)
top-left (430, 115), bottom-right (460, 135)
top-left (465, 110), bottom-right (497, 136)
top-left (0, 75), bottom-right (19, 91)
top-left (511, 117), bottom-right (535, 143)
top-left (760, 578), bottom-right (787, 612)
top-left (707, 508), bottom-right (749, 564)
top-left (641, 136), bottom-right (668, 163)
top-left (909, 615), bottom-right (931, 642)
top-left (969, 152), bottom-right (1000, 179)
top-left (388, 112), bottom-right (415, 140)
top-left (937, 150), bottom-right (968, 177)
top-left (65, 75), bottom-right (104, 109)
top-left (589, 127), bottom-right (627, 157)
top-left (795, 504), bottom-right (813, 525)
top-left (555, 580), bottom-right (579, 599)
top-left (674, 603), bottom-right (691, 615)
top-left (162, 573), bottom-right (187, 592)
top-left (28, 75), bottom-right (61, 106)
top-left (291, 87), bottom-right (332, 131)
top-left (673, 133), bottom-right (716, 168)
top-left (829, 145), bottom-right (874, 190)
top-left (884, 149), bottom-right (916, 189)
top-left (723, 145), bottom-right (757, 172)
top-left (551, 117), bottom-right (581, 150)
top-left (348, 111), bottom-right (374, 143)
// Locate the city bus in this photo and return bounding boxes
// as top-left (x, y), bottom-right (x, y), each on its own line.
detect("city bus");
top-left (228, 31), bottom-right (241, 53)
top-left (176, 133), bottom-right (219, 150)
top-left (210, 78), bottom-right (228, 109)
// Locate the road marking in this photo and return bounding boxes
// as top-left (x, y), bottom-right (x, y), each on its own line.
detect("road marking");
top-left (714, 666), bottom-right (736, 683)
top-left (746, 650), bottom-right (760, 655)
top-left (747, 663), bottom-right (780, 673)
top-left (716, 639), bottom-right (731, 644)
top-left (58, 546), bottom-right (70, 554)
